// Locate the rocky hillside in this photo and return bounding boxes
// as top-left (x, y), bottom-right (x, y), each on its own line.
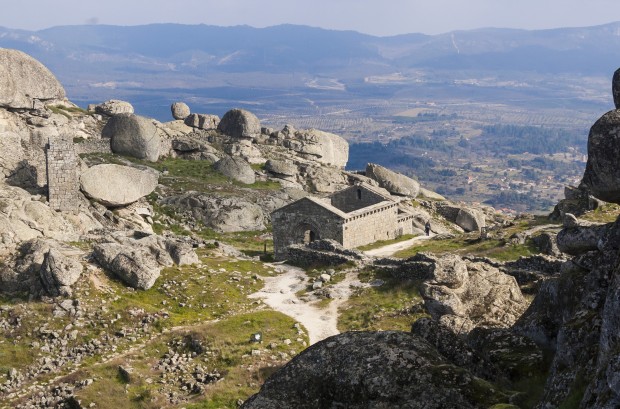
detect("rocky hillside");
top-left (243, 71), bottom-right (620, 408)
top-left (0, 47), bottom-right (615, 409)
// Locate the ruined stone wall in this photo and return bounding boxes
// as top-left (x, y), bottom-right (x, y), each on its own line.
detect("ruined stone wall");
top-left (46, 140), bottom-right (79, 212)
top-left (272, 199), bottom-right (344, 260)
top-left (343, 203), bottom-right (399, 248)
top-left (330, 185), bottom-right (386, 213)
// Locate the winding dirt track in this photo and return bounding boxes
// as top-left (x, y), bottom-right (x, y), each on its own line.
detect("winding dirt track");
top-left (249, 264), bottom-right (367, 345)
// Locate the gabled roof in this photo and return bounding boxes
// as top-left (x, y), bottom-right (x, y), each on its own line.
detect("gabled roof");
top-left (271, 196), bottom-right (347, 219)
top-left (330, 182), bottom-right (395, 202)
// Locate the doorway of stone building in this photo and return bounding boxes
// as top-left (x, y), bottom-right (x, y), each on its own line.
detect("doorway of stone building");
top-left (295, 222), bottom-right (320, 245)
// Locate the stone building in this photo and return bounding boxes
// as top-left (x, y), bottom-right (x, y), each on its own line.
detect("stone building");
top-left (272, 183), bottom-right (415, 260)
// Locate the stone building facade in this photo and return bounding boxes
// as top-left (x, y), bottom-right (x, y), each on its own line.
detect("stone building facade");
top-left (272, 183), bottom-right (415, 260)
top-left (46, 139), bottom-right (79, 212)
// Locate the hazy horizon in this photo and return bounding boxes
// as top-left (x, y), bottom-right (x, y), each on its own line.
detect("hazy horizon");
top-left (2, 0), bottom-right (620, 37)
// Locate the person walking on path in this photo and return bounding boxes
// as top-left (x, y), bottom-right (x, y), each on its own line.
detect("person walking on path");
top-left (424, 220), bottom-right (431, 236)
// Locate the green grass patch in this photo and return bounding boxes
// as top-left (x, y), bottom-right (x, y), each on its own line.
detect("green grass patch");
top-left (49, 104), bottom-right (90, 118)
top-left (338, 269), bottom-right (427, 332)
top-left (394, 235), bottom-right (538, 261)
top-left (580, 203), bottom-right (620, 224)
top-left (74, 311), bottom-right (304, 409)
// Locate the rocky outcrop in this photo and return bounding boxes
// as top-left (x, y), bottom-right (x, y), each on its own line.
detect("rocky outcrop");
top-left (282, 128), bottom-right (348, 168)
top-left (217, 108), bottom-right (260, 139)
top-left (414, 253), bottom-right (527, 333)
top-left (0, 184), bottom-right (101, 255)
top-left (92, 233), bottom-right (199, 290)
top-left (365, 163), bottom-right (420, 197)
top-left (435, 203), bottom-right (486, 232)
top-left (185, 113), bottom-right (220, 130)
top-left (455, 208), bottom-right (486, 232)
top-left (549, 184), bottom-right (602, 219)
top-left (94, 99), bottom-right (134, 116)
top-left (102, 113), bottom-right (160, 161)
top-left (0, 239), bottom-right (84, 296)
top-left (80, 164), bottom-right (159, 207)
top-left (213, 155), bottom-right (255, 184)
top-left (264, 159), bottom-right (297, 179)
top-left (556, 222), bottom-right (608, 255)
top-left (93, 243), bottom-right (161, 290)
top-left (582, 109), bottom-right (620, 203)
top-left (418, 187), bottom-right (446, 201)
top-left (171, 102), bottom-right (190, 120)
top-left (161, 193), bottom-right (266, 232)
top-left (0, 49), bottom-right (66, 109)
top-left (243, 331), bottom-right (512, 409)
top-left (613, 67), bottom-right (620, 109)
top-left (39, 248), bottom-right (83, 297)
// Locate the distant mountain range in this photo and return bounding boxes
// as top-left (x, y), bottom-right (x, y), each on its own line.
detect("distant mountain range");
top-left (2, 22), bottom-right (620, 73)
top-left (2, 22), bottom-right (620, 81)
top-left (1, 22), bottom-right (618, 120)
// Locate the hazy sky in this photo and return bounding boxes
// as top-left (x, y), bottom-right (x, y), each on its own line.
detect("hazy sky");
top-left (3, 0), bottom-right (620, 36)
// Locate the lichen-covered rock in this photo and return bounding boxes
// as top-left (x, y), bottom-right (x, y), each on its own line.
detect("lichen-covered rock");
top-left (242, 331), bottom-right (510, 409)
top-left (93, 243), bottom-right (160, 290)
top-left (171, 102), bottom-right (190, 120)
top-left (408, 253), bottom-right (527, 333)
top-left (213, 155), bottom-right (255, 184)
top-left (39, 248), bottom-right (83, 297)
top-left (102, 113), bottom-right (160, 161)
top-left (217, 108), bottom-right (260, 139)
top-left (556, 217), bottom-right (609, 255)
top-left (0, 185), bottom-right (101, 255)
top-left (0, 48), bottom-right (66, 109)
top-left (365, 163), bottom-right (420, 197)
top-left (582, 109), bottom-right (620, 203)
top-left (80, 164), bottom-right (158, 207)
top-left (161, 193), bottom-right (266, 232)
top-left (94, 99), bottom-right (134, 116)
top-left (283, 129), bottom-right (349, 168)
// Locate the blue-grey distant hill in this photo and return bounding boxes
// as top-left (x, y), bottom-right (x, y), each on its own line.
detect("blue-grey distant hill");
top-left (1, 22), bottom-right (618, 121)
top-left (1, 22), bottom-right (619, 75)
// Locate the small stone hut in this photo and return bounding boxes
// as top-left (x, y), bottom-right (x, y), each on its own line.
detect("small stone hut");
top-left (272, 183), bottom-right (415, 260)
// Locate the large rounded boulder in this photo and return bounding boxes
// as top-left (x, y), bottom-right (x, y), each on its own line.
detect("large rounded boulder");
top-left (0, 49), bottom-right (66, 109)
top-left (171, 102), bottom-right (190, 120)
top-left (582, 109), bottom-right (620, 203)
top-left (366, 163), bottom-right (420, 197)
top-left (217, 108), bottom-right (261, 139)
top-left (80, 164), bottom-right (159, 207)
top-left (243, 331), bottom-right (499, 409)
top-left (283, 129), bottom-right (349, 168)
top-left (213, 155), bottom-right (256, 184)
top-left (102, 113), bottom-right (160, 162)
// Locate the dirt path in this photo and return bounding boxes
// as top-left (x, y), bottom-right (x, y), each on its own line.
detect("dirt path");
top-left (363, 233), bottom-right (434, 258)
top-left (249, 264), bottom-right (367, 345)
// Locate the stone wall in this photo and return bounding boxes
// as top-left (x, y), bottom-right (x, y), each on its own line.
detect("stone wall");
top-left (343, 203), bottom-right (399, 248)
top-left (272, 198), bottom-right (344, 260)
top-left (283, 239), bottom-right (366, 266)
top-left (330, 185), bottom-right (386, 213)
top-left (74, 139), bottom-right (112, 156)
top-left (398, 214), bottom-right (415, 236)
top-left (46, 140), bottom-right (79, 212)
